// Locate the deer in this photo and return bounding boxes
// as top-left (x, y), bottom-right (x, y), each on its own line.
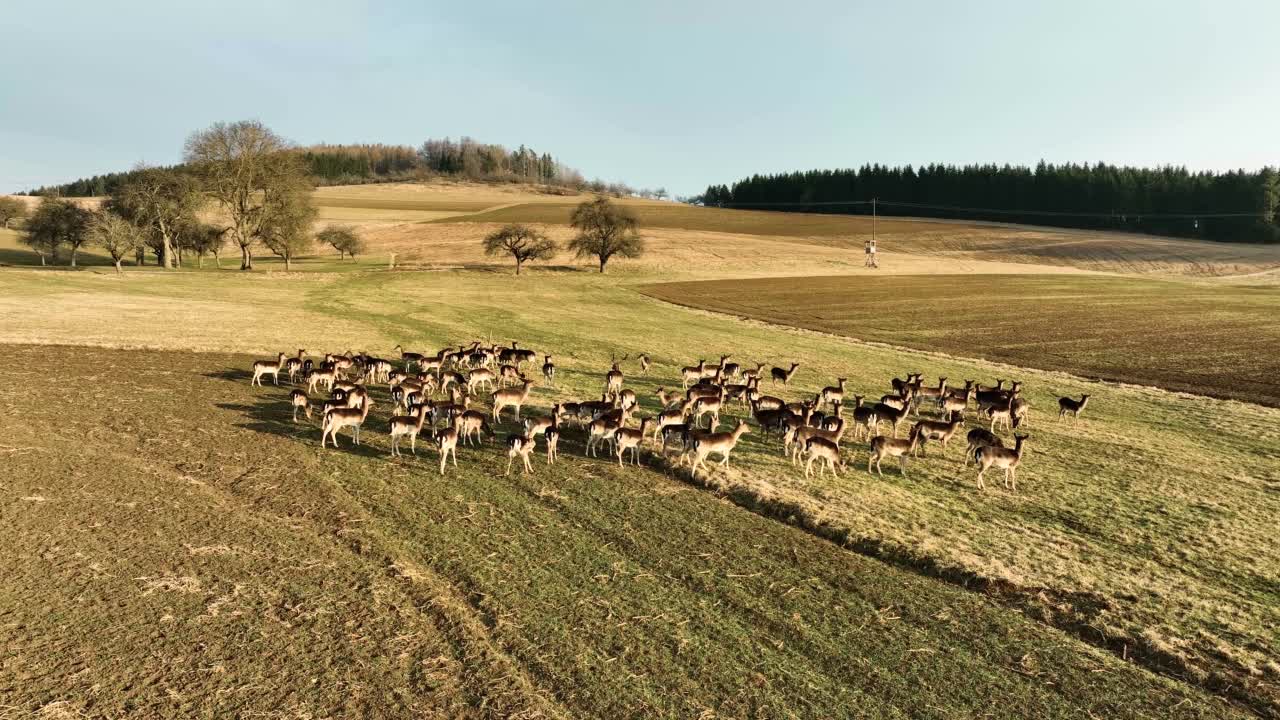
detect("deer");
top-left (872, 401), bottom-right (910, 438)
top-left (940, 387), bottom-right (974, 418)
top-left (618, 388), bottom-right (638, 411)
top-left (523, 405), bottom-right (562, 440)
top-left (850, 396), bottom-right (879, 440)
top-left (467, 368), bottom-right (497, 393)
top-left (1010, 396), bottom-right (1031, 427)
top-left (702, 354), bottom-right (731, 381)
top-left (604, 361), bottom-right (624, 400)
top-left (282, 349), bottom-right (307, 383)
top-left (1058, 394), bottom-right (1090, 421)
top-left (251, 352), bottom-right (287, 387)
top-left (771, 363), bottom-right (800, 385)
top-left (541, 355), bottom-right (556, 385)
top-left (652, 402), bottom-right (692, 446)
top-left (497, 363), bottom-right (523, 387)
top-left (681, 360), bottom-right (706, 389)
top-left (913, 377), bottom-right (948, 410)
top-left (289, 390), bottom-right (311, 423)
top-left (388, 405), bottom-right (430, 457)
top-left (637, 353), bottom-right (651, 375)
top-left (867, 425), bottom-right (924, 477)
top-left (818, 401), bottom-right (844, 433)
top-left (976, 434), bottom-right (1029, 491)
top-left (660, 423), bottom-right (694, 461)
top-left (689, 420), bottom-right (751, 476)
top-left (544, 427), bottom-right (560, 465)
top-left (585, 411), bottom-right (626, 458)
top-left (435, 424), bottom-right (459, 475)
top-left (912, 412), bottom-right (965, 457)
top-left (394, 340), bottom-right (424, 366)
top-left (505, 434), bottom-right (537, 476)
top-left (456, 410), bottom-right (493, 446)
top-left (492, 378), bottom-right (535, 422)
top-left (321, 398), bottom-right (373, 449)
top-left (803, 437), bottom-right (845, 478)
top-left (691, 390), bottom-right (725, 431)
top-left (613, 418), bottom-right (654, 466)
top-left (891, 372), bottom-right (923, 397)
top-left (964, 428), bottom-right (1003, 466)
top-left (987, 401), bottom-right (1019, 432)
top-left (786, 418), bottom-right (845, 465)
top-left (819, 378), bottom-right (847, 411)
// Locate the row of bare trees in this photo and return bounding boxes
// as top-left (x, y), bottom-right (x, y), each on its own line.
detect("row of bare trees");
top-left (13, 120), bottom-right (368, 272)
top-left (482, 197), bottom-right (645, 274)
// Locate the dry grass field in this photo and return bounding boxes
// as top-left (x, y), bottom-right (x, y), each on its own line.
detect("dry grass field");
top-left (1, 180), bottom-right (1278, 717)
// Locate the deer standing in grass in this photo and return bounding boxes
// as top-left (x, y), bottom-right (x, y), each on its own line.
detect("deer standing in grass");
top-left (544, 427), bottom-right (560, 465)
top-left (505, 434), bottom-right (536, 475)
top-left (820, 378), bottom-right (847, 411)
top-left (689, 420), bottom-right (751, 476)
top-left (613, 418), bottom-right (654, 466)
top-left (321, 398), bottom-right (373, 449)
top-left (290, 390), bottom-right (311, 422)
top-left (436, 424), bottom-right (459, 475)
top-left (804, 437), bottom-right (845, 478)
top-left (912, 412), bottom-right (965, 457)
top-left (252, 353), bottom-right (287, 386)
top-left (681, 360), bottom-right (706, 389)
top-left (976, 434), bottom-right (1029, 490)
top-left (542, 355), bottom-right (556, 385)
top-left (867, 425), bottom-right (924, 477)
top-left (771, 363), bottom-right (800, 385)
top-left (389, 406), bottom-right (429, 456)
top-left (1058, 394), bottom-right (1090, 421)
top-left (492, 378), bottom-right (535, 422)
top-left (964, 428), bottom-right (1003, 466)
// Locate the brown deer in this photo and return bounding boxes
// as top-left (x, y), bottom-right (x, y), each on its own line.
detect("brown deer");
top-left (689, 420), bottom-right (751, 475)
top-left (492, 378), bottom-right (535, 422)
top-left (912, 412), bottom-right (965, 457)
top-left (321, 398), bottom-right (373, 449)
top-left (976, 434), bottom-right (1029, 490)
top-left (505, 434), bottom-right (536, 476)
top-left (867, 425), bottom-right (924, 477)
top-left (803, 437), bottom-right (845, 478)
top-left (388, 405), bottom-right (429, 456)
top-left (964, 428), bottom-right (1003, 466)
top-left (1058, 394), bottom-right (1090, 421)
top-left (770, 363), bottom-right (800, 385)
top-left (251, 352), bottom-right (287, 387)
top-left (289, 390), bottom-right (311, 423)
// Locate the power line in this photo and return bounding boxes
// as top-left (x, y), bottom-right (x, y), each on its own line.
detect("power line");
top-left (719, 198), bottom-right (1268, 219)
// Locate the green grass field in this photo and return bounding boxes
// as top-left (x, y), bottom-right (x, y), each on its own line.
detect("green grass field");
top-left (1, 184), bottom-right (1278, 717)
top-left (639, 273), bottom-right (1280, 406)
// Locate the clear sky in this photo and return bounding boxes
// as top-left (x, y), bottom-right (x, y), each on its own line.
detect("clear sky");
top-left (2, 1), bottom-right (1277, 196)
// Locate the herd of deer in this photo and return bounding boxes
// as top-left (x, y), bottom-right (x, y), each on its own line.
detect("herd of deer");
top-left (250, 344), bottom-right (1093, 491)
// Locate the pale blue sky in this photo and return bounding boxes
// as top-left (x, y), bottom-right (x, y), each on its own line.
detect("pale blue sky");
top-left (2, 1), bottom-right (1277, 196)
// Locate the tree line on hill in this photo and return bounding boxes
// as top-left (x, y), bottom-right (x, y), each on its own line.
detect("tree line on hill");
top-left (698, 162), bottom-right (1280, 243)
top-left (22, 137), bottom-right (659, 200)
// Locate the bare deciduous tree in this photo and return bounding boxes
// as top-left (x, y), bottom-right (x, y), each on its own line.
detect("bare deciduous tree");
top-left (108, 168), bottom-right (201, 269)
top-left (482, 223), bottom-right (558, 274)
top-left (566, 197), bottom-right (644, 273)
top-left (88, 211), bottom-right (145, 274)
top-left (183, 120), bottom-right (314, 270)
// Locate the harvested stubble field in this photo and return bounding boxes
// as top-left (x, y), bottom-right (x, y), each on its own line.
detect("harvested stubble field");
top-left (1, 181), bottom-right (1279, 717)
top-left (640, 273), bottom-right (1280, 406)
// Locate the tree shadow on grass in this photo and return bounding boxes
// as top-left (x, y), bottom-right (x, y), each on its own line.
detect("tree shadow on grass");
top-left (205, 368), bottom-right (253, 383)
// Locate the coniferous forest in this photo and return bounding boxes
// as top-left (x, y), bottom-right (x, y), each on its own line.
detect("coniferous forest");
top-left (703, 163), bottom-right (1280, 243)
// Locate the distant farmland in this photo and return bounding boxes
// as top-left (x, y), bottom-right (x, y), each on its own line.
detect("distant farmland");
top-left (640, 273), bottom-right (1280, 406)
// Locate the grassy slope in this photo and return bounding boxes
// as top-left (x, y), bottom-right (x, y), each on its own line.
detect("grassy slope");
top-left (639, 273), bottom-right (1280, 406)
top-left (0, 344), bottom-right (1245, 719)
top-left (1, 267), bottom-right (1276, 716)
